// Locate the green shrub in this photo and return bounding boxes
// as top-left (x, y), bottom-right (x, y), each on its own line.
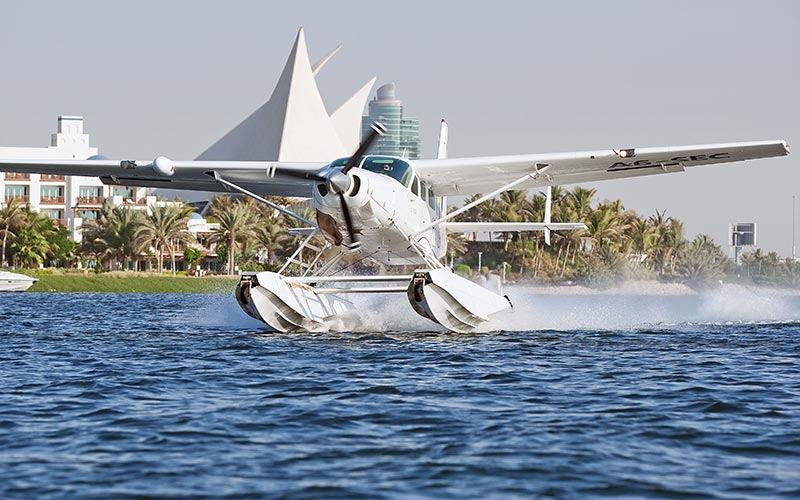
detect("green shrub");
top-left (454, 263), bottom-right (472, 277)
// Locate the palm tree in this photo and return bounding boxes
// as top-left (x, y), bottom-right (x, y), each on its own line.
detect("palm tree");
top-left (522, 193), bottom-right (548, 277)
top-left (253, 216), bottom-right (287, 267)
top-left (11, 226), bottom-right (50, 268)
top-left (456, 194), bottom-right (486, 241)
top-left (484, 190), bottom-right (526, 251)
top-left (208, 201), bottom-right (257, 275)
top-left (648, 210), bottom-right (685, 276)
top-left (0, 199), bottom-right (26, 268)
top-left (675, 235), bottom-right (730, 289)
top-left (9, 209), bottom-right (55, 268)
top-left (446, 231), bottom-right (468, 268)
top-left (765, 251), bottom-right (782, 277)
top-left (136, 202), bottom-right (194, 275)
top-left (81, 203), bottom-right (144, 271)
top-left (585, 204), bottom-right (626, 251)
top-left (626, 216), bottom-right (654, 270)
top-left (565, 186), bottom-right (596, 220)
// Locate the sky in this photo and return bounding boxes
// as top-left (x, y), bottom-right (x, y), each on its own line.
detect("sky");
top-left (1, 1), bottom-right (798, 254)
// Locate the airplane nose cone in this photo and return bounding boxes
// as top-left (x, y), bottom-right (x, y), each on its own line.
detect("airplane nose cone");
top-left (328, 172), bottom-right (350, 195)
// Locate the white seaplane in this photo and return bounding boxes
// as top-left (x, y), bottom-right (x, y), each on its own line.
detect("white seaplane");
top-left (0, 121), bottom-right (789, 331)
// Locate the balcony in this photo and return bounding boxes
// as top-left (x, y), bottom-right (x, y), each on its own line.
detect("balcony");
top-left (6, 195), bottom-right (29, 203)
top-left (40, 196), bottom-right (65, 205)
top-left (76, 196), bottom-right (105, 206)
top-left (41, 174), bottom-right (66, 182)
top-left (122, 198), bottom-right (148, 206)
top-left (5, 173), bottom-right (30, 181)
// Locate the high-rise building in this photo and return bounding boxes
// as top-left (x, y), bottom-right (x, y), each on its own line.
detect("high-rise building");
top-left (361, 83), bottom-right (420, 160)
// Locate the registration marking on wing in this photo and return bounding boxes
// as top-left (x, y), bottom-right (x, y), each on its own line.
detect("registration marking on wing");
top-left (607, 152), bottom-right (731, 172)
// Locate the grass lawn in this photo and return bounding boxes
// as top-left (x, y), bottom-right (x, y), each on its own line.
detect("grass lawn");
top-left (23, 272), bottom-right (238, 293)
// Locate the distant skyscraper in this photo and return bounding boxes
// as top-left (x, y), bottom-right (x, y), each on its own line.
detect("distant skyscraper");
top-left (362, 83), bottom-right (420, 160)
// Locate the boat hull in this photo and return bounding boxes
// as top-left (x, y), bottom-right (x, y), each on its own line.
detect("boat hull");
top-left (0, 272), bottom-right (37, 292)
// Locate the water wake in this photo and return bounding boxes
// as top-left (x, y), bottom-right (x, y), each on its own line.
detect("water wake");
top-left (487, 283), bottom-right (800, 332)
top-left (209, 284), bottom-right (800, 334)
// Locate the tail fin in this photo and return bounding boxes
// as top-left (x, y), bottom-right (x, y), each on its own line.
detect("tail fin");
top-left (436, 119), bottom-right (448, 159)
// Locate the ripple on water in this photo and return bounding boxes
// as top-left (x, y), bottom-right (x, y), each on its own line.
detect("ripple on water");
top-left (0, 292), bottom-right (799, 498)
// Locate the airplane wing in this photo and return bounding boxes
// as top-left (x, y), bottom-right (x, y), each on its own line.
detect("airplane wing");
top-left (0, 157), bottom-right (327, 198)
top-left (414, 140), bottom-right (790, 196)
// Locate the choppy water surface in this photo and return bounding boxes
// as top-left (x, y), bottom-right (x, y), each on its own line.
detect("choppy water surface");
top-left (1, 290), bottom-right (799, 499)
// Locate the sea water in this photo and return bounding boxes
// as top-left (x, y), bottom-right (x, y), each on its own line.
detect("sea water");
top-left (1, 289), bottom-right (799, 499)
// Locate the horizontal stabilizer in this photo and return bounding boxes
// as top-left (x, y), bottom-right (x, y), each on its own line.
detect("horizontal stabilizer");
top-left (444, 222), bottom-right (587, 233)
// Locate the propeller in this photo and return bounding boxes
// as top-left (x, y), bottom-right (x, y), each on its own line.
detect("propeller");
top-left (342, 121), bottom-right (386, 175)
top-left (274, 121), bottom-right (386, 248)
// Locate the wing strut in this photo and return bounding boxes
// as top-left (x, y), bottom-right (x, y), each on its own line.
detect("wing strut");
top-left (544, 186), bottom-right (553, 246)
top-left (413, 164), bottom-right (552, 236)
top-left (206, 171), bottom-right (319, 229)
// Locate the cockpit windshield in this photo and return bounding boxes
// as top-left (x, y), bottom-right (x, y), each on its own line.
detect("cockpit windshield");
top-left (360, 156), bottom-right (413, 187)
top-left (327, 157), bottom-right (350, 169)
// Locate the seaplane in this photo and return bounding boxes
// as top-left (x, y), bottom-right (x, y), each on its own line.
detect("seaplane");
top-left (0, 119), bottom-right (789, 331)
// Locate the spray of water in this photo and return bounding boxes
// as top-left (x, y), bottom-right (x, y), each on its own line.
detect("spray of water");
top-left (209, 284), bottom-right (800, 333)
top-left (485, 283), bottom-right (800, 332)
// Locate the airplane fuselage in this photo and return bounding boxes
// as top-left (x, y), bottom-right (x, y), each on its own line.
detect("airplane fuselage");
top-left (311, 155), bottom-right (446, 265)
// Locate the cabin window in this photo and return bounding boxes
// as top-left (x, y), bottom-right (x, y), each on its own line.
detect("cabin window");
top-left (426, 186), bottom-right (437, 210)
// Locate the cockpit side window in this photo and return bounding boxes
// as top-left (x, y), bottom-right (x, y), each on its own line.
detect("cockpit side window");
top-left (423, 184), bottom-right (437, 210)
top-left (411, 175), bottom-right (420, 196)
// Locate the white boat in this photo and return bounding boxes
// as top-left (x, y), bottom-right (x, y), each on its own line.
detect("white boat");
top-left (0, 271), bottom-right (38, 292)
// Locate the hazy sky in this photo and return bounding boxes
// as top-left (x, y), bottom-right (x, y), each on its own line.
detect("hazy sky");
top-left (1, 1), bottom-right (797, 254)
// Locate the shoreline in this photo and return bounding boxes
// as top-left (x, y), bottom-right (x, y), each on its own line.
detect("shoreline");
top-left (22, 273), bottom-right (238, 293)
top-left (12, 272), bottom-right (800, 296)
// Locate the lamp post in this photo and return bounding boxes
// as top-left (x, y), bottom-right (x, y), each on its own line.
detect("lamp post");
top-left (793, 195), bottom-right (796, 262)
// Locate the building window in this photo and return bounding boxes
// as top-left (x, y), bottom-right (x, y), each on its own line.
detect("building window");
top-left (79, 186), bottom-right (102, 198)
top-left (41, 186), bottom-right (64, 197)
top-left (5, 185), bottom-right (28, 200)
top-left (112, 187), bottom-right (134, 197)
top-left (47, 209), bottom-right (63, 220)
top-left (79, 210), bottom-right (100, 220)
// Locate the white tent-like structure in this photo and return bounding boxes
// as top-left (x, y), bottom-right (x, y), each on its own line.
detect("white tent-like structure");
top-left (197, 28), bottom-right (376, 162)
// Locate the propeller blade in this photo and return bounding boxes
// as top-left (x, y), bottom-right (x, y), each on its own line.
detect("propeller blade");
top-left (342, 121), bottom-right (386, 175)
top-left (338, 193), bottom-right (360, 248)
